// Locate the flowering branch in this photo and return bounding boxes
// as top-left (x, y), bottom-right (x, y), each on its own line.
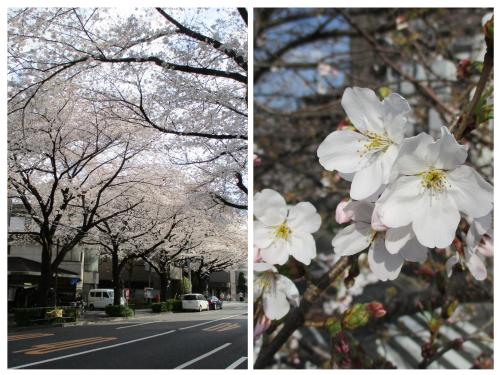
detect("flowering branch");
top-left (254, 257), bottom-right (350, 368)
top-left (450, 17), bottom-right (494, 140)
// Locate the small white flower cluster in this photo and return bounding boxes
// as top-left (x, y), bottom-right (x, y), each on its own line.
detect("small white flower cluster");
top-left (253, 190), bottom-right (322, 320)
top-left (318, 87), bottom-right (493, 281)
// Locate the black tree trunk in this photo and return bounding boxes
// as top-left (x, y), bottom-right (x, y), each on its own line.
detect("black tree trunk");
top-left (37, 242), bottom-right (53, 307)
top-left (112, 250), bottom-right (122, 306)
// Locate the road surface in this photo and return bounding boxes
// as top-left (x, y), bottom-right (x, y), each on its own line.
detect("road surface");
top-left (8, 303), bottom-right (248, 369)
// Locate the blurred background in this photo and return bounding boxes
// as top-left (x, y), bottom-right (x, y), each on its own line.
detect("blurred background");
top-left (254, 8), bottom-right (493, 369)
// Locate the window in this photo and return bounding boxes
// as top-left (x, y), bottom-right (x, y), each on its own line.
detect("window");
top-left (103, 292), bottom-right (109, 298)
top-left (183, 295), bottom-right (196, 300)
top-left (90, 292), bottom-right (95, 297)
top-left (96, 292), bottom-right (102, 298)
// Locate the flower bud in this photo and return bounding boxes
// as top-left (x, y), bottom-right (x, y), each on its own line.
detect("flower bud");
top-left (367, 301), bottom-right (386, 319)
top-left (342, 304), bottom-right (370, 330)
top-left (371, 207), bottom-right (388, 231)
top-left (335, 199), bottom-right (353, 224)
top-left (253, 154), bottom-right (262, 167)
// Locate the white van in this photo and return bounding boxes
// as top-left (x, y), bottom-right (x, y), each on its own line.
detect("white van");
top-left (87, 289), bottom-right (125, 310)
top-left (181, 293), bottom-right (209, 312)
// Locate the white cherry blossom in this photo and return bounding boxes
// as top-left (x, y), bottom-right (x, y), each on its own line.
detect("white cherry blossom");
top-left (377, 126), bottom-right (493, 249)
top-left (254, 189), bottom-right (321, 265)
top-left (254, 262), bottom-right (300, 320)
top-left (317, 87), bottom-right (411, 200)
top-left (332, 201), bottom-right (427, 281)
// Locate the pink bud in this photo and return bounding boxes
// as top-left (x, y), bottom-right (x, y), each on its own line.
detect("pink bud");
top-left (335, 199), bottom-right (353, 224)
top-left (253, 246), bottom-right (263, 263)
top-left (336, 119), bottom-right (350, 131)
top-left (371, 207), bottom-right (388, 231)
top-left (253, 154), bottom-right (262, 167)
top-left (476, 235), bottom-right (493, 257)
top-left (367, 301), bottom-right (386, 319)
top-left (254, 314), bottom-right (272, 340)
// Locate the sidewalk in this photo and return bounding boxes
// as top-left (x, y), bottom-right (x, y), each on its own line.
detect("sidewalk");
top-left (9, 302), bottom-right (248, 331)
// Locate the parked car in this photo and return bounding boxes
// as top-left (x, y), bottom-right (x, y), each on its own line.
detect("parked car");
top-left (87, 289), bottom-right (124, 310)
top-left (181, 293), bottom-right (209, 312)
top-left (207, 296), bottom-right (223, 310)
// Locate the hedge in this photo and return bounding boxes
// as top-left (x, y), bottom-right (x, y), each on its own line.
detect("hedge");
top-left (14, 306), bottom-right (77, 327)
top-left (104, 305), bottom-right (134, 317)
top-left (151, 299), bottom-right (182, 313)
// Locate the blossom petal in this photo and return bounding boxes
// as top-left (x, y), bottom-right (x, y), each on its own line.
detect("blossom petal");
top-left (350, 156), bottom-right (383, 200)
top-left (317, 130), bottom-right (369, 173)
top-left (262, 286), bottom-right (290, 320)
top-left (394, 132), bottom-right (435, 175)
top-left (448, 165), bottom-right (493, 218)
top-left (344, 200), bottom-right (373, 224)
top-left (377, 175), bottom-right (422, 227)
top-left (332, 222), bottom-right (372, 256)
top-left (341, 87), bottom-right (384, 133)
top-left (380, 144), bottom-right (399, 184)
top-left (288, 202), bottom-right (321, 234)
top-left (466, 252), bottom-right (487, 281)
top-left (412, 192), bottom-right (460, 248)
top-left (385, 226), bottom-right (412, 254)
top-left (446, 254), bottom-right (459, 277)
top-left (368, 236), bottom-right (404, 281)
top-left (254, 189), bottom-right (287, 226)
top-left (432, 127), bottom-right (468, 170)
top-left (254, 221), bottom-right (274, 249)
top-left (277, 274), bottom-right (300, 307)
top-left (382, 93), bottom-right (411, 143)
top-left (400, 237), bottom-right (428, 262)
top-left (260, 239), bottom-right (289, 265)
top-left (289, 232), bottom-right (316, 265)
top-left (254, 263), bottom-right (277, 273)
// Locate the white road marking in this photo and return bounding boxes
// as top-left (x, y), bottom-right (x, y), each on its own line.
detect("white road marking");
top-left (226, 356), bottom-right (247, 369)
top-left (12, 330), bottom-right (176, 369)
top-left (179, 314), bottom-right (244, 330)
top-left (174, 343), bottom-right (232, 369)
top-left (115, 321), bottom-right (162, 330)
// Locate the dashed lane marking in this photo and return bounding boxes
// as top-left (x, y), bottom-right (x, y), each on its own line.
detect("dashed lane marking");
top-left (8, 333), bottom-right (55, 342)
top-left (13, 337), bottom-right (117, 355)
top-left (174, 343), bottom-right (232, 369)
top-left (226, 356), bottom-right (247, 369)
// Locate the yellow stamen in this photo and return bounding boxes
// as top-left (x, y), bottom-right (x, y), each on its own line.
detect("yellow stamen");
top-left (420, 169), bottom-right (449, 194)
top-left (357, 131), bottom-right (393, 157)
top-left (275, 223), bottom-right (291, 240)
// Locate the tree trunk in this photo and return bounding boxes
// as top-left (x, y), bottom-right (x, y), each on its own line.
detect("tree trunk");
top-left (111, 250), bottom-right (122, 306)
top-left (37, 242), bottom-right (53, 307)
top-left (159, 272), bottom-right (167, 301)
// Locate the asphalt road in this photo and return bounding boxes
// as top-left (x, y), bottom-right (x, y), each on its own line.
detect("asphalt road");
top-left (8, 303), bottom-right (248, 369)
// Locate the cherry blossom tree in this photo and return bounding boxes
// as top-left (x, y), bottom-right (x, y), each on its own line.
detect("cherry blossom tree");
top-left (8, 7), bottom-right (248, 211)
top-left (8, 82), bottom-right (148, 306)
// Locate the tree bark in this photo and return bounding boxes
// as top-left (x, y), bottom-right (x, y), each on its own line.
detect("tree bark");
top-left (111, 250), bottom-right (122, 305)
top-left (159, 272), bottom-right (168, 301)
top-left (37, 242), bottom-right (53, 306)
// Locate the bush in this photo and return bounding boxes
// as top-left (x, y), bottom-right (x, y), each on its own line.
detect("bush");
top-left (14, 306), bottom-right (77, 326)
top-left (151, 299), bottom-right (182, 313)
top-left (104, 305), bottom-right (134, 317)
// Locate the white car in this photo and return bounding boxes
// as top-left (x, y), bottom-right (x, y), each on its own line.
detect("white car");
top-left (87, 289), bottom-right (125, 310)
top-left (181, 293), bottom-right (209, 312)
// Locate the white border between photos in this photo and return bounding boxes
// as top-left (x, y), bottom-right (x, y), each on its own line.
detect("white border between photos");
top-left (0, 1), bottom-right (498, 374)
